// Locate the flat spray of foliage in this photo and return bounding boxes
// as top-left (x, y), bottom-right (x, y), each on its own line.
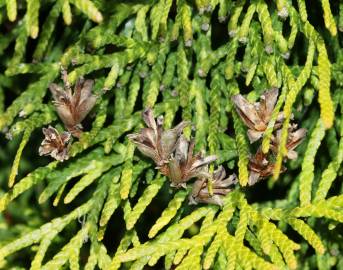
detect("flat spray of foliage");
top-left (0, 0), bottom-right (343, 269)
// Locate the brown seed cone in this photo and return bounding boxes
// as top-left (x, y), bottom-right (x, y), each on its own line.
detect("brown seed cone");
top-left (189, 166), bottom-right (237, 206)
top-left (49, 69), bottom-right (97, 137)
top-left (127, 108), bottom-right (189, 167)
top-left (232, 88), bottom-right (283, 143)
top-left (39, 126), bottom-right (71, 161)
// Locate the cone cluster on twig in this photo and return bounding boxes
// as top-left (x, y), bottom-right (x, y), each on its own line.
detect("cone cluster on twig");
top-left (232, 88), bottom-right (307, 185)
top-left (39, 68), bottom-right (97, 161)
top-left (128, 108), bottom-right (237, 206)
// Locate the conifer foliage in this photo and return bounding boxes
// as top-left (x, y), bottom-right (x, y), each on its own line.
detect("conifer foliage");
top-left (0, 0), bottom-right (343, 269)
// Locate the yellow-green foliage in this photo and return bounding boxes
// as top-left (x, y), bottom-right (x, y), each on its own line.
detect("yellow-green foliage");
top-left (0, 1), bottom-right (342, 269)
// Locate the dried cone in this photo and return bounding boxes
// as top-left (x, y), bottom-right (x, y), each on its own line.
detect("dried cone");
top-left (248, 148), bottom-right (286, 186)
top-left (270, 125), bottom-right (307, 160)
top-left (127, 108), bottom-right (189, 167)
top-left (49, 69), bottom-right (97, 137)
top-left (161, 135), bottom-right (217, 188)
top-left (39, 126), bottom-right (71, 161)
top-left (232, 88), bottom-right (284, 143)
top-left (189, 166), bottom-right (237, 206)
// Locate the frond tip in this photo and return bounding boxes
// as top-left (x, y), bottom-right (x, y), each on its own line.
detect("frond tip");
top-left (317, 39), bottom-right (334, 129)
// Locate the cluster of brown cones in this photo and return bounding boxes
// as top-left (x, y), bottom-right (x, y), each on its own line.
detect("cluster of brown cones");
top-left (127, 108), bottom-right (237, 206)
top-left (39, 73), bottom-right (305, 202)
top-left (232, 88), bottom-right (307, 186)
top-left (39, 69), bottom-right (97, 161)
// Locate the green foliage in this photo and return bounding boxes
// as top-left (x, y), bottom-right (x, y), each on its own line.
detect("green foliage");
top-left (0, 0), bottom-right (343, 269)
